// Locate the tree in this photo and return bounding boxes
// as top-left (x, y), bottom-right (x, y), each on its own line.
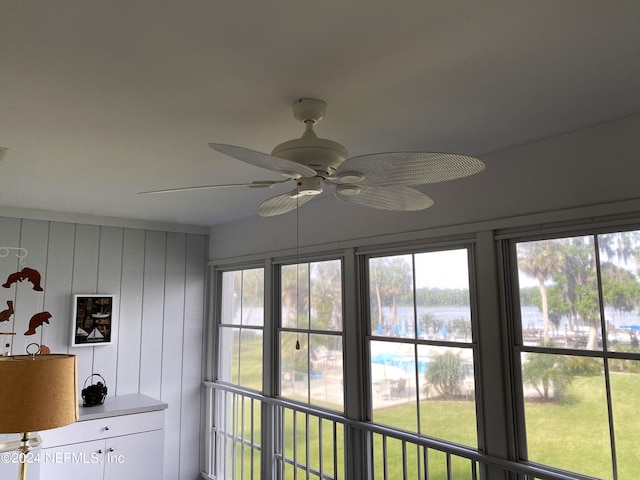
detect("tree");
top-left (424, 350), bottom-right (468, 399)
top-left (598, 231), bottom-right (640, 267)
top-left (419, 312), bottom-right (439, 337)
top-left (518, 241), bottom-right (563, 342)
top-left (601, 262), bottom-right (640, 318)
top-left (309, 260), bottom-right (342, 331)
top-left (522, 352), bottom-right (572, 401)
top-left (553, 238), bottom-right (600, 349)
top-left (369, 256), bottom-right (413, 334)
top-left (240, 268), bottom-right (264, 325)
top-left (281, 262), bottom-right (309, 329)
top-left (451, 318), bottom-right (472, 340)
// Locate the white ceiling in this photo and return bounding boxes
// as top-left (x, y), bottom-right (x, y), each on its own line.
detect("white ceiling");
top-left (1, 1), bottom-right (639, 228)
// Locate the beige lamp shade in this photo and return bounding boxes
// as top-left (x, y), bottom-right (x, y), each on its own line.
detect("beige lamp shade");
top-left (0, 354), bottom-right (78, 433)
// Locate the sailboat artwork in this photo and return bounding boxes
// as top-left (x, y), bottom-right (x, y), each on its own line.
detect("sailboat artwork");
top-left (86, 328), bottom-right (104, 341)
top-left (71, 294), bottom-right (115, 346)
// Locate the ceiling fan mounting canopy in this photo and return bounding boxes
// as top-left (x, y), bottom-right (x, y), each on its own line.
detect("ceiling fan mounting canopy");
top-left (142, 96), bottom-right (485, 217)
top-left (292, 97), bottom-right (326, 124)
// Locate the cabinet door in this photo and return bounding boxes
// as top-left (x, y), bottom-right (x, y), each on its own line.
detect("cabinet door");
top-left (40, 439), bottom-right (105, 480)
top-left (103, 429), bottom-right (164, 480)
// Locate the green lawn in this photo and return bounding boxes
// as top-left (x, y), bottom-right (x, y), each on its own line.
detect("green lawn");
top-left (524, 373), bottom-right (640, 480)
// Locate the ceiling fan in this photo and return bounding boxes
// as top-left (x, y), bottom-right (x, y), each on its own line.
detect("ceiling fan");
top-left (141, 98), bottom-right (485, 217)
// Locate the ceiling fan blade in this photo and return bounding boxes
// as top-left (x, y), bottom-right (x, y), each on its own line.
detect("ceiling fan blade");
top-left (258, 190), bottom-right (316, 217)
top-left (138, 180), bottom-right (289, 195)
top-left (336, 152), bottom-right (484, 186)
top-left (209, 143), bottom-right (317, 179)
top-left (334, 185), bottom-right (434, 211)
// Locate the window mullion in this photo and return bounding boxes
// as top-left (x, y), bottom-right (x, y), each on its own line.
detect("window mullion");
top-left (343, 247), bottom-right (370, 479)
top-left (594, 235), bottom-right (619, 480)
top-left (474, 231), bottom-right (516, 470)
top-left (261, 258), bottom-right (276, 480)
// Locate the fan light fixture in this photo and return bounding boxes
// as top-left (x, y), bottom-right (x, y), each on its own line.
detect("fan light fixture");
top-left (337, 171), bottom-right (365, 184)
top-left (336, 184), bottom-right (362, 196)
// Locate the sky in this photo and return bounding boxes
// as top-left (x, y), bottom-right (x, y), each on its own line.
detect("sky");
top-left (414, 249), bottom-right (470, 289)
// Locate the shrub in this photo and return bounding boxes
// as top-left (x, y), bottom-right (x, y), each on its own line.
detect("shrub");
top-left (425, 351), bottom-right (467, 399)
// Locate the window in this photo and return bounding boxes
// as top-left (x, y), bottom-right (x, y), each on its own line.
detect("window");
top-left (366, 248), bottom-right (478, 449)
top-left (218, 268), bottom-right (265, 390)
top-left (513, 230), bottom-right (640, 479)
top-left (279, 259), bottom-right (344, 411)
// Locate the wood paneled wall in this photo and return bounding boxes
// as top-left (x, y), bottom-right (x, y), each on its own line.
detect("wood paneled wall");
top-left (0, 217), bottom-right (207, 480)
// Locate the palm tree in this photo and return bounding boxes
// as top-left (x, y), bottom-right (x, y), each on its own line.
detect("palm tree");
top-left (518, 240), bottom-right (563, 342)
top-left (369, 256), bottom-right (413, 335)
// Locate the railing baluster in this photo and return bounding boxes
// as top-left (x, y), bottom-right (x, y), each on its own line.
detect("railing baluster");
top-left (250, 396), bottom-right (255, 480)
top-left (382, 434), bottom-right (388, 480)
top-left (446, 452), bottom-right (452, 480)
top-left (333, 420), bottom-right (338, 480)
top-left (318, 417), bottom-right (323, 480)
top-left (306, 413), bottom-right (310, 479)
top-left (277, 404), bottom-right (284, 478)
top-left (232, 392), bottom-right (238, 480)
top-left (402, 439), bottom-right (408, 480)
top-left (241, 394), bottom-right (246, 480)
top-left (471, 457), bottom-right (477, 480)
top-left (424, 446), bottom-right (429, 480)
top-left (293, 408), bottom-right (298, 480)
top-left (223, 391), bottom-right (229, 479)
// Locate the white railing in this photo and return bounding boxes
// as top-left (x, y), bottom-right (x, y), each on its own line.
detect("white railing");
top-left (202, 382), bottom-right (596, 480)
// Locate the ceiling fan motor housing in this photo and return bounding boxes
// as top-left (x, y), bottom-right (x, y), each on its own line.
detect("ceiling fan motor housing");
top-left (271, 135), bottom-right (348, 177)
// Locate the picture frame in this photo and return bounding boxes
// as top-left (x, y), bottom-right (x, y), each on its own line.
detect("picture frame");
top-left (71, 294), bottom-right (115, 347)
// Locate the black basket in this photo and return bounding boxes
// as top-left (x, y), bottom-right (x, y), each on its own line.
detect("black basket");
top-left (81, 373), bottom-right (108, 407)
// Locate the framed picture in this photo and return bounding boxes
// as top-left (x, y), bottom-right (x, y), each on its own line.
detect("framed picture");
top-left (71, 294), bottom-right (115, 346)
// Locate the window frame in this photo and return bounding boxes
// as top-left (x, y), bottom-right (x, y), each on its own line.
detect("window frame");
top-left (273, 255), bottom-right (347, 411)
top-left (505, 224), bottom-right (640, 478)
top-left (360, 243), bottom-right (484, 448)
top-left (214, 264), bottom-right (267, 392)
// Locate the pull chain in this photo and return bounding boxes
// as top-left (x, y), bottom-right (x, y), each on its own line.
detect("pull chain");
top-left (295, 183), bottom-right (301, 350)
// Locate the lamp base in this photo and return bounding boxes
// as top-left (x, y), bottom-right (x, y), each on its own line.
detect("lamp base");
top-left (0, 433), bottom-right (42, 453)
top-left (18, 432), bottom-right (29, 480)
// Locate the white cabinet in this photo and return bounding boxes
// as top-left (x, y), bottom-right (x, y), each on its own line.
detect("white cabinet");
top-left (100, 429), bottom-right (164, 479)
top-left (41, 429), bottom-right (163, 480)
top-left (40, 439), bottom-right (104, 479)
top-left (39, 395), bottom-right (166, 480)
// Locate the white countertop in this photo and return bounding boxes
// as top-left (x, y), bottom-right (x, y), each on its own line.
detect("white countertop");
top-left (78, 393), bottom-right (167, 421)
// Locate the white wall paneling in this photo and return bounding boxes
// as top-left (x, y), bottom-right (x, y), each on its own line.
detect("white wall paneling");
top-left (0, 217), bottom-right (207, 480)
top-left (116, 228), bottom-right (146, 395)
top-left (139, 230), bottom-right (167, 400)
top-left (43, 222), bottom-right (75, 354)
top-left (161, 232), bottom-right (188, 479)
top-left (0, 217), bottom-right (22, 356)
top-left (180, 234), bottom-right (207, 479)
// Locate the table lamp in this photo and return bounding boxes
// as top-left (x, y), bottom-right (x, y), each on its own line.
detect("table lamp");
top-left (0, 350), bottom-right (78, 480)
